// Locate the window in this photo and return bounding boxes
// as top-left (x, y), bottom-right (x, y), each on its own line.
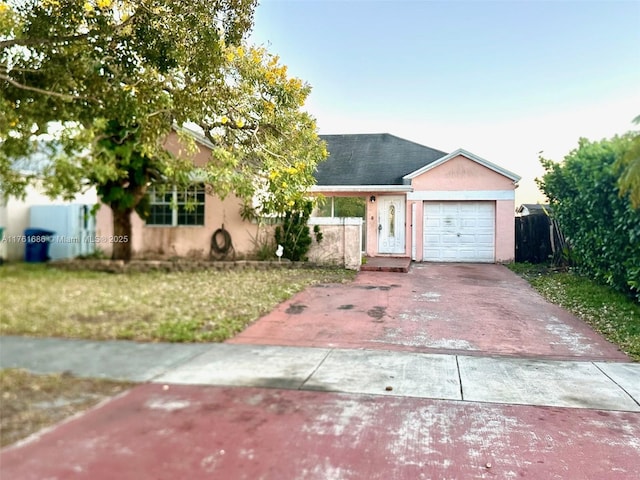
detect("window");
top-left (315, 197), bottom-right (366, 218)
top-left (313, 196), bottom-right (366, 251)
top-left (147, 184), bottom-right (205, 226)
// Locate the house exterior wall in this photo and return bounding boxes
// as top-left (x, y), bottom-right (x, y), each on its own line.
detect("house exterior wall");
top-left (95, 141), bottom-right (517, 263)
top-left (314, 155), bottom-right (517, 263)
top-left (95, 132), bottom-right (265, 259)
top-left (307, 217), bottom-right (362, 269)
top-left (96, 193), bottom-right (264, 259)
top-left (311, 190), bottom-right (386, 258)
top-left (410, 155), bottom-right (515, 191)
top-left (494, 199), bottom-right (516, 262)
top-left (408, 155), bottom-right (517, 262)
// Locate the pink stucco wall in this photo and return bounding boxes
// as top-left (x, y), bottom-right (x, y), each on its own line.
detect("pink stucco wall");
top-left (494, 200), bottom-right (516, 262)
top-left (411, 155), bottom-right (515, 191)
top-left (411, 200), bottom-right (423, 260)
top-left (96, 193), bottom-right (266, 259)
top-left (95, 132), bottom-right (267, 259)
top-left (409, 155), bottom-right (517, 262)
top-left (311, 189), bottom-right (383, 258)
top-left (314, 155), bottom-right (517, 262)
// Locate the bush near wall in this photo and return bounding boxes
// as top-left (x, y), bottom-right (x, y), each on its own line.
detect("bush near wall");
top-left (538, 134), bottom-right (640, 301)
top-left (274, 200), bottom-right (322, 262)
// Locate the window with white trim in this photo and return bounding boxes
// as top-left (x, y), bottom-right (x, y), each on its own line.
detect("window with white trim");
top-left (147, 184), bottom-right (205, 226)
top-left (314, 196), bottom-right (366, 251)
top-left (315, 196), bottom-right (366, 218)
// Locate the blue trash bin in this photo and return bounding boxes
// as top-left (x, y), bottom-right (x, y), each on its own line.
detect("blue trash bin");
top-left (24, 228), bottom-right (55, 262)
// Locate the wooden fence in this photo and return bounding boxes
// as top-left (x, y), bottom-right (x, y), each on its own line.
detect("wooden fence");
top-left (515, 214), bottom-right (565, 264)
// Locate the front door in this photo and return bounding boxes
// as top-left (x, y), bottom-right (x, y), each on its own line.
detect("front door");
top-left (378, 196), bottom-right (405, 254)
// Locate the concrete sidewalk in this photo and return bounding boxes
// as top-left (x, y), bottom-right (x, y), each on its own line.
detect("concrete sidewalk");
top-left (3, 335), bottom-right (640, 479)
top-left (2, 335), bottom-right (639, 412)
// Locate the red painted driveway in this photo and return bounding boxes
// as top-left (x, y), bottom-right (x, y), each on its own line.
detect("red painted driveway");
top-left (3, 383), bottom-right (639, 480)
top-left (230, 264), bottom-right (628, 361)
top-left (3, 263), bottom-right (637, 478)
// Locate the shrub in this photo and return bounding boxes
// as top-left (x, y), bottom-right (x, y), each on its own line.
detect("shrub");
top-left (538, 134), bottom-right (640, 300)
top-left (274, 199), bottom-right (321, 261)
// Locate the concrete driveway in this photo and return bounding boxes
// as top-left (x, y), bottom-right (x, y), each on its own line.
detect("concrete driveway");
top-left (2, 263), bottom-right (638, 479)
top-left (230, 263), bottom-right (628, 361)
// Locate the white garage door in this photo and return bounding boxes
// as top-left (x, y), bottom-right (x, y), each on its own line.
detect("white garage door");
top-left (423, 201), bottom-right (495, 262)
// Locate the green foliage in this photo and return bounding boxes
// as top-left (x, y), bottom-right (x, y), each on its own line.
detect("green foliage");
top-left (315, 196), bottom-right (366, 218)
top-left (1, 1), bottom-right (327, 260)
top-left (334, 197), bottom-right (366, 217)
top-left (509, 263), bottom-right (640, 360)
top-left (537, 134), bottom-right (640, 300)
top-left (615, 115), bottom-right (640, 209)
top-left (249, 225), bottom-right (277, 261)
top-left (274, 199), bottom-right (320, 261)
top-left (1, 1), bottom-right (255, 190)
top-left (312, 224), bottom-right (323, 243)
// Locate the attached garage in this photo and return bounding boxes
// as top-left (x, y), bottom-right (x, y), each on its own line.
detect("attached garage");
top-left (423, 201), bottom-right (495, 262)
top-left (313, 135), bottom-right (521, 263)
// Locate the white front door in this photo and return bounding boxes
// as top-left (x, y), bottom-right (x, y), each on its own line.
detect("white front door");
top-left (378, 196), bottom-right (405, 254)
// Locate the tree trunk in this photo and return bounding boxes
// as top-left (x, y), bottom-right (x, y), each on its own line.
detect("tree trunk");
top-left (112, 207), bottom-right (133, 261)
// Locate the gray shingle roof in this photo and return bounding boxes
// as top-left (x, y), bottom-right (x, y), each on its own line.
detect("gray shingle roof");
top-left (315, 134), bottom-right (447, 186)
top-left (517, 204), bottom-right (551, 214)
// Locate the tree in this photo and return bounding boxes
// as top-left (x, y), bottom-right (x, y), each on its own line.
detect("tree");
top-left (1, 1), bottom-right (327, 260)
top-left (615, 115), bottom-right (640, 209)
top-left (537, 134), bottom-right (640, 300)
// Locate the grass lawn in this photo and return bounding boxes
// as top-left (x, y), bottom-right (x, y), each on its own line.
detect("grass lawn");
top-left (0, 263), bottom-right (356, 342)
top-left (509, 263), bottom-right (640, 361)
top-left (0, 368), bottom-right (134, 447)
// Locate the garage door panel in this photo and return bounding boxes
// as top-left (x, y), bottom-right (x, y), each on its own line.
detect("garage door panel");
top-left (459, 204), bottom-right (477, 214)
top-left (476, 233), bottom-right (493, 241)
top-left (423, 201), bottom-right (495, 262)
top-left (459, 236), bottom-right (480, 244)
top-left (425, 220), bottom-right (439, 228)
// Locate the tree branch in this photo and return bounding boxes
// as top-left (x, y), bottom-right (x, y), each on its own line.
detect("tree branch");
top-left (0, 14), bottom-right (136, 50)
top-left (0, 73), bottom-right (95, 102)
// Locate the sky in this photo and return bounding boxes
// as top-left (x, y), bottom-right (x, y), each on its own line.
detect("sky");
top-left (249, 0), bottom-right (640, 205)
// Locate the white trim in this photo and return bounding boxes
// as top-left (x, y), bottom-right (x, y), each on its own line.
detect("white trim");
top-left (308, 217), bottom-right (363, 226)
top-left (403, 148), bottom-right (521, 182)
top-left (310, 185), bottom-right (411, 193)
top-left (407, 190), bottom-right (515, 201)
top-left (173, 124), bottom-right (215, 149)
top-left (411, 202), bottom-right (416, 261)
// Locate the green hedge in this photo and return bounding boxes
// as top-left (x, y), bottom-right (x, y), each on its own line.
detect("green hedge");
top-left (538, 134), bottom-right (640, 301)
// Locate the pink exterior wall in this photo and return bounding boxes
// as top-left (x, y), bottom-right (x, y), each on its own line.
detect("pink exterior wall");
top-left (411, 155), bottom-right (515, 191)
top-left (311, 190), bottom-right (384, 258)
top-left (409, 155), bottom-right (517, 263)
top-left (96, 193), bottom-right (267, 259)
top-left (494, 200), bottom-right (516, 262)
top-left (96, 143), bottom-right (516, 262)
top-left (95, 132), bottom-right (268, 259)
top-left (307, 218), bottom-right (362, 269)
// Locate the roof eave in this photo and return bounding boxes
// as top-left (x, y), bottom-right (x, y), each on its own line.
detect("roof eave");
top-left (172, 124), bottom-right (215, 150)
top-left (310, 185), bottom-right (412, 193)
